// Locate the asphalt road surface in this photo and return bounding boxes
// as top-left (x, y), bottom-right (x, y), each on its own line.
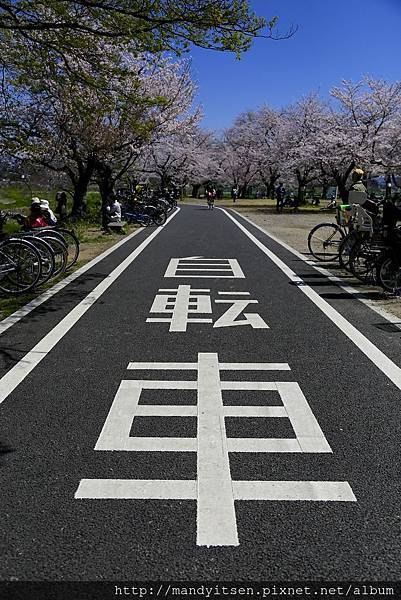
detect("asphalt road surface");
top-left (1, 205), bottom-right (401, 588)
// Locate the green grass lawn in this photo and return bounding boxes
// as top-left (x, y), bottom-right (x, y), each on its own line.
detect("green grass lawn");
top-left (0, 185), bottom-right (103, 235)
top-left (0, 185), bottom-right (101, 213)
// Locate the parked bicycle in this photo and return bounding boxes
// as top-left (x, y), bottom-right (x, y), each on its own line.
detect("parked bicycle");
top-left (307, 198), bottom-right (401, 293)
top-left (0, 211), bottom-right (80, 295)
top-left (307, 205), bottom-right (351, 262)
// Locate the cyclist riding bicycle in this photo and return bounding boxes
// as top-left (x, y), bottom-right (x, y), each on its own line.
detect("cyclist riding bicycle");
top-left (206, 187), bottom-right (216, 210)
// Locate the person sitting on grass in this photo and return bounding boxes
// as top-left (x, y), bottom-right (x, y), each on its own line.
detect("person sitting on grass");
top-left (32, 198), bottom-right (57, 225)
top-left (24, 202), bottom-right (48, 229)
top-left (103, 193), bottom-right (122, 229)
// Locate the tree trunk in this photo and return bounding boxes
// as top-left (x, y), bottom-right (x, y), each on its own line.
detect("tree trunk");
top-left (334, 162), bottom-right (355, 203)
top-left (96, 162), bottom-right (115, 228)
top-left (160, 173), bottom-right (171, 189)
top-left (70, 165), bottom-right (94, 217)
top-left (269, 173), bottom-right (280, 199)
top-left (192, 184), bottom-right (201, 198)
top-left (296, 171), bottom-right (306, 204)
top-left (239, 184), bottom-right (248, 199)
top-left (386, 172), bottom-right (392, 200)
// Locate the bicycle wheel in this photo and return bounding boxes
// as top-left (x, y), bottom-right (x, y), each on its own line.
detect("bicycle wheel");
top-left (376, 254), bottom-right (401, 292)
top-left (152, 211), bottom-right (167, 226)
top-left (339, 231), bottom-right (358, 270)
top-left (348, 240), bottom-right (379, 285)
top-left (56, 228), bottom-right (80, 270)
top-left (38, 235), bottom-right (68, 277)
top-left (0, 238), bottom-right (42, 294)
top-left (307, 223), bottom-right (344, 261)
top-left (34, 228), bottom-right (67, 246)
top-left (23, 235), bottom-right (56, 285)
top-left (134, 214), bottom-right (152, 227)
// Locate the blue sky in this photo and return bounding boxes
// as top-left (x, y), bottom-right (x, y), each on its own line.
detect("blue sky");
top-left (191, 0), bottom-right (401, 131)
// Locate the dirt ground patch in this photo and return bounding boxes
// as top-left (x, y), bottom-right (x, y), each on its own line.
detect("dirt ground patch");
top-left (238, 208), bottom-right (401, 321)
top-left (76, 226), bottom-right (139, 263)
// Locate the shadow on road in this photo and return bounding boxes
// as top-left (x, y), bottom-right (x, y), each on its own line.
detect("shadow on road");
top-left (320, 292), bottom-right (384, 301)
top-left (374, 322), bottom-right (401, 333)
top-left (0, 441), bottom-right (14, 465)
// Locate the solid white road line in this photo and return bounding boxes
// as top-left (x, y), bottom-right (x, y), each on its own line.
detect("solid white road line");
top-left (75, 478), bottom-right (356, 502)
top-left (158, 288), bottom-right (211, 292)
top-left (277, 382), bottom-right (332, 453)
top-left (220, 382), bottom-right (278, 390)
top-left (95, 380), bottom-right (141, 451)
top-left (99, 437), bottom-right (196, 452)
top-left (221, 209), bottom-right (401, 393)
top-left (218, 291), bottom-right (251, 295)
top-left (135, 405), bottom-right (197, 417)
top-left (223, 406), bottom-right (287, 418)
top-left (228, 438), bottom-right (302, 453)
top-left (0, 226), bottom-right (144, 336)
top-left (133, 380), bottom-right (198, 389)
top-left (128, 362), bottom-right (198, 370)
top-left (127, 361), bottom-right (291, 370)
top-left (233, 481), bottom-right (357, 502)
top-left (196, 353), bottom-right (239, 547)
top-left (75, 479), bottom-right (197, 499)
top-left (0, 209), bottom-right (180, 406)
top-left (219, 363), bottom-right (291, 370)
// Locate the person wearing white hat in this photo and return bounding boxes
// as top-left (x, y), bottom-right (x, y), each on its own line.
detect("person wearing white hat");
top-left (37, 199), bottom-right (57, 225)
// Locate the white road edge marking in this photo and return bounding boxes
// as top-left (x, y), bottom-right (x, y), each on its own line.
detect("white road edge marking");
top-left (0, 224), bottom-right (146, 336)
top-left (0, 209), bottom-right (180, 406)
top-left (221, 208), bottom-right (401, 392)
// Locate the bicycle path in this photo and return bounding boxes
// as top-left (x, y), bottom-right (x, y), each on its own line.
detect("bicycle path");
top-left (0, 204), bottom-right (400, 583)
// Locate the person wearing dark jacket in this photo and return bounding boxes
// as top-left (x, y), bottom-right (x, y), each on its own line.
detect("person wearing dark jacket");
top-left (276, 183), bottom-right (286, 213)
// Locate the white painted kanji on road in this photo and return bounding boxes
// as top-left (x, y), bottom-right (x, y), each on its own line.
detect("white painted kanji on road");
top-left (164, 257), bottom-right (245, 278)
top-left (76, 354), bottom-right (356, 547)
top-left (213, 291), bottom-right (269, 329)
top-left (147, 286), bottom-right (213, 332)
top-left (147, 287), bottom-right (269, 331)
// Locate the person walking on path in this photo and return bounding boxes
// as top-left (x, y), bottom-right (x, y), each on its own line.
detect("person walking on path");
top-left (276, 183), bottom-right (286, 213)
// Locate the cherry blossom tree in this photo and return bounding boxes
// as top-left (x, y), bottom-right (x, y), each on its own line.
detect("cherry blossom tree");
top-left (220, 112), bottom-right (262, 197)
top-left (137, 127), bottom-right (217, 191)
top-left (280, 94), bottom-right (327, 202)
top-left (92, 55), bottom-right (201, 207)
top-left (0, 51), bottom-right (200, 214)
top-left (250, 106), bottom-right (288, 198)
top-left (318, 78), bottom-right (401, 200)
